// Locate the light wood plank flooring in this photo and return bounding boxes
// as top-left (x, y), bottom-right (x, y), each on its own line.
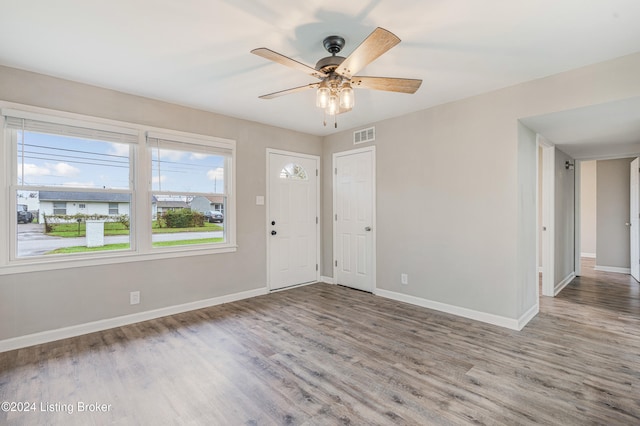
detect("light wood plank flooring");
top-left (1, 260), bottom-right (639, 425)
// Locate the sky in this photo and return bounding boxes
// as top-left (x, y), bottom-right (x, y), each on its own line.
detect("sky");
top-left (17, 131), bottom-right (225, 195)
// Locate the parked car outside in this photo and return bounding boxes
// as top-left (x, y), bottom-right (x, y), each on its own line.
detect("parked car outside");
top-left (17, 204), bottom-right (34, 224)
top-left (204, 210), bottom-right (224, 223)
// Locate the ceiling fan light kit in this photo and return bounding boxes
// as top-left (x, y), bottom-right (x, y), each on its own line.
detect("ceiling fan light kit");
top-left (251, 27), bottom-right (422, 128)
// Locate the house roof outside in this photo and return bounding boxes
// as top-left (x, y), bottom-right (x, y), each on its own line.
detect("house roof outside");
top-left (204, 195), bottom-right (224, 204)
top-left (156, 201), bottom-right (189, 209)
top-left (39, 191), bottom-right (130, 203)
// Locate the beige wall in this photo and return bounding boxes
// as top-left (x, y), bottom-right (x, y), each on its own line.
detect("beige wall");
top-left (3, 50), bottom-right (640, 342)
top-left (580, 161), bottom-right (597, 257)
top-left (596, 158), bottom-right (634, 269)
top-left (323, 52), bottom-right (640, 321)
top-left (0, 65), bottom-right (322, 341)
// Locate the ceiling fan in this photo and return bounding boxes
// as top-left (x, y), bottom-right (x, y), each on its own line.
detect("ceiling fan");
top-left (251, 27), bottom-right (422, 127)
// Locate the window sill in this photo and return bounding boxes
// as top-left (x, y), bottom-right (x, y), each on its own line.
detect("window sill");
top-left (0, 244), bottom-right (238, 276)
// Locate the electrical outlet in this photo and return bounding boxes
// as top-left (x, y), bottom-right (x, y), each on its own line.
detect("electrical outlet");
top-left (401, 273), bottom-right (408, 285)
top-left (130, 291), bottom-right (140, 305)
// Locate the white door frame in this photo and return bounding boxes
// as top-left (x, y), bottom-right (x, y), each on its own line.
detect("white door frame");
top-left (574, 160), bottom-right (582, 278)
top-left (630, 157), bottom-right (640, 281)
top-left (538, 135), bottom-right (556, 297)
top-left (266, 148), bottom-right (320, 291)
top-left (332, 146), bottom-right (376, 292)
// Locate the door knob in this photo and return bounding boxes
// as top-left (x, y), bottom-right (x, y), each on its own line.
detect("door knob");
top-left (271, 230), bottom-right (277, 235)
top-left (365, 226), bottom-right (372, 232)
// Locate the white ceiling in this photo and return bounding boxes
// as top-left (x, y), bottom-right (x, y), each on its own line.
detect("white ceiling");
top-left (1, 0), bottom-right (640, 145)
top-left (521, 97), bottom-right (640, 160)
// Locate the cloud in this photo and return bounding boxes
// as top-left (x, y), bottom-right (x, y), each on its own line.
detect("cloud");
top-left (52, 162), bottom-right (80, 177)
top-left (109, 143), bottom-right (130, 157)
top-left (63, 181), bottom-right (96, 188)
top-left (206, 168), bottom-right (224, 181)
top-left (152, 175), bottom-right (167, 184)
top-left (22, 162), bottom-right (80, 177)
top-left (23, 163), bottom-right (51, 177)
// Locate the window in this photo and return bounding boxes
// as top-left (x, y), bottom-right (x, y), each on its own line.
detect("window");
top-left (53, 202), bottom-right (67, 215)
top-left (2, 107), bottom-right (236, 270)
top-left (280, 163), bottom-right (308, 180)
top-left (148, 132), bottom-right (231, 249)
top-left (6, 110), bottom-right (134, 259)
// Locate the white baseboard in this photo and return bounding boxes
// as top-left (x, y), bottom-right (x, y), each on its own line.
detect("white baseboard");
top-left (518, 303), bottom-right (539, 330)
top-left (320, 275), bottom-right (335, 284)
top-left (581, 252), bottom-right (596, 258)
top-left (0, 287), bottom-right (268, 353)
top-left (555, 272), bottom-right (576, 296)
top-left (374, 289), bottom-right (535, 331)
top-left (594, 265), bottom-right (631, 274)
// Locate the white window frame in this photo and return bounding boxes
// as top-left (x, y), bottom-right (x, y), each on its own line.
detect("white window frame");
top-left (146, 130), bottom-right (235, 251)
top-left (0, 102), bottom-right (237, 275)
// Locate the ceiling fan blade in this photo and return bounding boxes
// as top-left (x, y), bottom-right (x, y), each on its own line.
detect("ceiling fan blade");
top-left (251, 48), bottom-right (327, 79)
top-left (336, 27), bottom-right (401, 79)
top-left (351, 76), bottom-right (422, 94)
top-left (258, 83), bottom-right (319, 99)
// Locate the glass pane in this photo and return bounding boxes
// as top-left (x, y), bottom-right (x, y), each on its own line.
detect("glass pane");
top-left (280, 163), bottom-right (308, 180)
top-left (16, 131), bottom-right (130, 189)
top-left (152, 146), bottom-right (225, 193)
top-left (151, 195), bottom-right (225, 247)
top-left (16, 190), bottom-right (131, 257)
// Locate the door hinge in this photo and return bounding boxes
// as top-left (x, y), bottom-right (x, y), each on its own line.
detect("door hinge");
top-left (316, 264), bottom-right (318, 271)
top-left (316, 216), bottom-right (318, 224)
top-left (316, 169), bottom-right (318, 176)
top-left (335, 260), bottom-right (338, 267)
top-left (334, 168), bottom-right (337, 175)
top-left (335, 213), bottom-right (338, 221)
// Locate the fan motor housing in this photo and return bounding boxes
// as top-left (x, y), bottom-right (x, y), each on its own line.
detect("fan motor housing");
top-left (315, 55), bottom-right (346, 73)
top-left (316, 35), bottom-right (347, 73)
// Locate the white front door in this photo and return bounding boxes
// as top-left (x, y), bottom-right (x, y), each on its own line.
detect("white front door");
top-left (334, 147), bottom-right (375, 292)
top-left (630, 157), bottom-right (639, 281)
top-left (268, 151), bottom-right (319, 290)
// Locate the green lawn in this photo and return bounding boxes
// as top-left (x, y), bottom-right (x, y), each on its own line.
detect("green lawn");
top-left (46, 221), bottom-right (222, 237)
top-left (47, 243), bottom-right (131, 254)
top-left (152, 237), bottom-right (224, 247)
top-left (47, 238), bottom-right (224, 254)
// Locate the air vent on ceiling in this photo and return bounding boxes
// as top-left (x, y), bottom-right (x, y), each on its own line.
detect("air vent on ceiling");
top-left (354, 126), bottom-right (375, 145)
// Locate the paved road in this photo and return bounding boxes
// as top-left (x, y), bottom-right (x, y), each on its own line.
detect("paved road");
top-left (16, 223), bottom-right (223, 257)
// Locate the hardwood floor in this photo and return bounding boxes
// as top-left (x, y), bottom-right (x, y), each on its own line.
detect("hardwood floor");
top-left (1, 260), bottom-right (639, 425)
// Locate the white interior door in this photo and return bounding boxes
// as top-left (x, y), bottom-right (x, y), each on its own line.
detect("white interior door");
top-left (268, 151), bottom-right (319, 290)
top-left (334, 147), bottom-right (375, 292)
top-left (630, 157), bottom-right (639, 281)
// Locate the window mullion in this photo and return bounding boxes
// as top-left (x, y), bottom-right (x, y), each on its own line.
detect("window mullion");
top-left (134, 134), bottom-right (152, 253)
